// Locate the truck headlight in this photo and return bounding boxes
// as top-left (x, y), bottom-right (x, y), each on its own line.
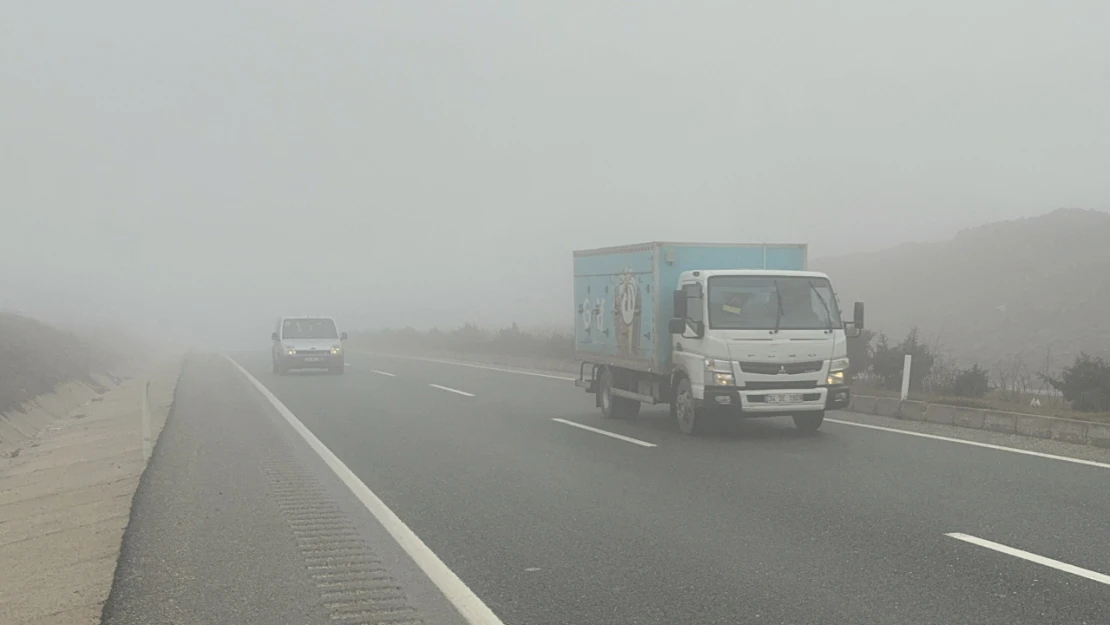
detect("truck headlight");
top-left (826, 358), bottom-right (849, 385)
top-left (705, 358), bottom-right (735, 386)
top-left (286, 348), bottom-right (296, 355)
top-left (330, 346), bottom-right (342, 355)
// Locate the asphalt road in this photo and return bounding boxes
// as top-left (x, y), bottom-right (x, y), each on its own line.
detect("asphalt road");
top-left (110, 352), bottom-right (1110, 624)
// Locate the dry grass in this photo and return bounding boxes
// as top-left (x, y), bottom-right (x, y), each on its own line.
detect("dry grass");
top-left (854, 382), bottom-right (1110, 424)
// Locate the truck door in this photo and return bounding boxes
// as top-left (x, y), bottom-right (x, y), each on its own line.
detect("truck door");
top-left (673, 281), bottom-right (707, 392)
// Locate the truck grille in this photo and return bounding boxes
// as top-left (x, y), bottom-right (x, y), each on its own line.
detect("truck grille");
top-left (738, 361), bottom-right (823, 375)
top-left (744, 381), bottom-right (819, 390)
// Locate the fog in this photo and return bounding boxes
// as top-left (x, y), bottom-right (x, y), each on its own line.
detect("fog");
top-left (3, 1), bottom-right (1109, 348)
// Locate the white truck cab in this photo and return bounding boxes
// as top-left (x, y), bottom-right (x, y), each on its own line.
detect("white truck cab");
top-left (668, 269), bottom-right (861, 432)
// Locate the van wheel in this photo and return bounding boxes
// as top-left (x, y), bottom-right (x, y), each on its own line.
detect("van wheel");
top-left (674, 378), bottom-right (704, 435)
top-left (793, 411), bottom-right (825, 433)
top-left (598, 368), bottom-right (640, 420)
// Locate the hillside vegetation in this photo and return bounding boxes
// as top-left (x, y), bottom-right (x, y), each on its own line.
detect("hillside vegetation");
top-left (0, 313), bottom-right (132, 413)
top-left (815, 208), bottom-right (1110, 373)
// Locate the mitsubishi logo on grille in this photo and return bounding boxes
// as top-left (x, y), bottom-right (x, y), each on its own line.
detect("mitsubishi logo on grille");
top-left (778, 365), bottom-right (787, 374)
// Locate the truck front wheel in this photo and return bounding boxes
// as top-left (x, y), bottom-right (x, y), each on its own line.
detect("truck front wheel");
top-left (674, 378), bottom-right (704, 435)
top-left (792, 411), bottom-right (825, 433)
top-left (598, 367), bottom-right (640, 420)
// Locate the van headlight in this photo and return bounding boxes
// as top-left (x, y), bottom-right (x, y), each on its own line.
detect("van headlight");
top-left (705, 358), bottom-right (734, 386)
top-left (330, 346), bottom-right (342, 355)
top-left (286, 348), bottom-right (297, 355)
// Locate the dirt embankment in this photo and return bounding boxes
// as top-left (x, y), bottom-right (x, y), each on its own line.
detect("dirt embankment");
top-left (0, 313), bottom-right (135, 414)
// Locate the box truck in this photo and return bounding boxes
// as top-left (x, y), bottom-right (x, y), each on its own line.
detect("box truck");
top-left (574, 242), bottom-right (863, 434)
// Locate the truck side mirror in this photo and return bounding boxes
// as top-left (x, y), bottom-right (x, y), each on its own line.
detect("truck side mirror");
top-left (853, 301), bottom-right (864, 330)
top-left (673, 290), bottom-right (687, 319)
top-left (668, 318), bottom-right (687, 334)
top-left (340, 332), bottom-right (348, 340)
top-left (271, 332), bottom-right (279, 341)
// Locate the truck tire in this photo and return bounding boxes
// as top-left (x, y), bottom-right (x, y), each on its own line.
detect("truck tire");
top-left (598, 367), bottom-right (640, 420)
top-left (792, 411), bottom-right (825, 433)
top-left (674, 377), bottom-right (705, 435)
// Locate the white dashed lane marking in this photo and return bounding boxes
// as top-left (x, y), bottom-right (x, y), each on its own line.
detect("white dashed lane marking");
top-left (429, 384), bottom-right (475, 397)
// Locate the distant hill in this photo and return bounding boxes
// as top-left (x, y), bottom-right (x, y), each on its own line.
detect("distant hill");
top-left (814, 208), bottom-right (1110, 375)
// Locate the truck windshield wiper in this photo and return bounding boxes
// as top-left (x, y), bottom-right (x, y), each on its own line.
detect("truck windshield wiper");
top-left (772, 280), bottom-right (783, 334)
top-left (809, 280), bottom-right (833, 332)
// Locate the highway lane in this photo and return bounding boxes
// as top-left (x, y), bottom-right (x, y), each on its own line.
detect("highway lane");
top-left (234, 351), bottom-right (1110, 624)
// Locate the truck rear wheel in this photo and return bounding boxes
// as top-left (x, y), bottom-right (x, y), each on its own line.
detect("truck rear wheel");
top-left (598, 367), bottom-right (640, 420)
top-left (792, 411), bottom-right (825, 433)
top-left (674, 378), bottom-right (704, 435)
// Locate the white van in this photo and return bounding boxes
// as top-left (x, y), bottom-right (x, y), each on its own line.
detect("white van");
top-left (271, 316), bottom-right (347, 375)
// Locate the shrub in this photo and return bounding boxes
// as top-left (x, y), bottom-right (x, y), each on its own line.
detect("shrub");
top-left (359, 323), bottom-right (574, 361)
top-left (870, 328), bottom-right (937, 392)
top-left (846, 329), bottom-right (875, 378)
top-left (1044, 353), bottom-right (1110, 412)
top-left (952, 364), bottom-right (990, 398)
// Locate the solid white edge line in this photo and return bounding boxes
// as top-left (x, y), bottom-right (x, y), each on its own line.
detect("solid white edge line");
top-left (372, 370), bottom-right (397, 377)
top-left (826, 418), bottom-right (1110, 470)
top-left (430, 384), bottom-right (475, 397)
top-left (377, 354), bottom-right (575, 381)
top-left (946, 532), bottom-right (1110, 586)
top-left (223, 356), bottom-right (505, 625)
top-left (551, 418), bottom-right (657, 448)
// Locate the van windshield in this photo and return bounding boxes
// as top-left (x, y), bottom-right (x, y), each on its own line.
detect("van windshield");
top-left (282, 318), bottom-right (339, 339)
top-left (707, 276), bottom-right (841, 330)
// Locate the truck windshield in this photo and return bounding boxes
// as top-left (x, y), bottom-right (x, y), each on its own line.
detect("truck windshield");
top-left (707, 276), bottom-right (842, 330)
top-left (282, 318), bottom-right (339, 339)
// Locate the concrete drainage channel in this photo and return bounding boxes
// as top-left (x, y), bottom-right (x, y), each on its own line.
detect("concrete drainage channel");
top-left (849, 395), bottom-right (1110, 448)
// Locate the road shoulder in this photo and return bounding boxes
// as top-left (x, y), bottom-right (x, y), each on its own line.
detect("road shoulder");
top-left (102, 353), bottom-right (471, 625)
top-left (0, 358), bottom-right (180, 625)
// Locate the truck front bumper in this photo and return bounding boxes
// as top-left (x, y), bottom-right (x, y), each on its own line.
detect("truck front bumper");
top-left (701, 385), bottom-right (851, 415)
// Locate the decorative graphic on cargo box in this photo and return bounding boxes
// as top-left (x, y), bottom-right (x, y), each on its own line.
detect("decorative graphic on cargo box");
top-left (613, 268), bottom-right (643, 358)
top-left (578, 267), bottom-right (648, 357)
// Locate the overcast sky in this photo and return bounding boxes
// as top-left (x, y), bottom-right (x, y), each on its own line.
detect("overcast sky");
top-left (3, 1), bottom-right (1108, 345)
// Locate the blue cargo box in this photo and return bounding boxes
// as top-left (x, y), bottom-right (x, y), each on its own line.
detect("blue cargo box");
top-left (573, 242), bottom-right (808, 373)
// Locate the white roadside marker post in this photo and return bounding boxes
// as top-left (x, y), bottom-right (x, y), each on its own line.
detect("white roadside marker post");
top-left (900, 354), bottom-right (912, 401)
